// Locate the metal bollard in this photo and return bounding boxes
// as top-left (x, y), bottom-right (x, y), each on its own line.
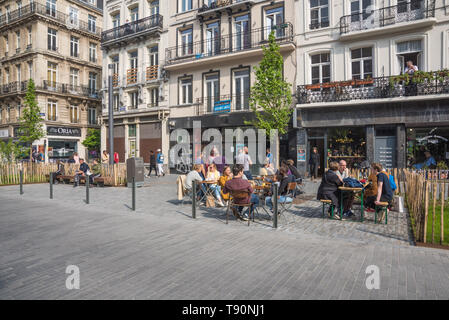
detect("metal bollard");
top-left (192, 181), bottom-right (196, 219)
top-left (19, 170), bottom-right (23, 195)
top-left (50, 172), bottom-right (53, 199)
top-left (273, 183), bottom-right (278, 229)
top-left (86, 176), bottom-right (90, 204)
top-left (132, 177), bottom-right (136, 211)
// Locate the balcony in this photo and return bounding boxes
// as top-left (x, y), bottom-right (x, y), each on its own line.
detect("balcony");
top-left (0, 81), bottom-right (24, 95)
top-left (165, 23), bottom-right (294, 68)
top-left (146, 65), bottom-right (159, 81)
top-left (296, 72), bottom-right (449, 106)
top-left (127, 68), bottom-right (138, 85)
top-left (112, 73), bottom-right (119, 87)
top-left (42, 81), bottom-right (100, 99)
top-left (101, 14), bottom-right (163, 48)
top-left (197, 0), bottom-right (255, 15)
top-left (0, 3), bottom-right (102, 37)
top-left (340, 1), bottom-right (436, 40)
top-left (196, 93), bottom-right (251, 116)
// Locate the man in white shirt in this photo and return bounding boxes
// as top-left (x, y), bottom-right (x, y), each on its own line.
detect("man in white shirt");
top-left (404, 60), bottom-right (418, 75)
top-left (404, 60), bottom-right (418, 96)
top-left (236, 146), bottom-right (253, 180)
top-left (185, 164), bottom-right (203, 190)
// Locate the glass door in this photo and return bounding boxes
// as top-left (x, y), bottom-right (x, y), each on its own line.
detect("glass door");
top-left (235, 15), bottom-right (250, 52)
top-left (206, 22), bottom-right (220, 56)
top-left (234, 70), bottom-right (250, 111)
top-left (265, 7), bottom-right (284, 38)
top-left (205, 74), bottom-right (219, 113)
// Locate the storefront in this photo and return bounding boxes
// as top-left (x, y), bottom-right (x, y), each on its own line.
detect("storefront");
top-left (406, 127), bottom-right (449, 169)
top-left (46, 126), bottom-right (82, 161)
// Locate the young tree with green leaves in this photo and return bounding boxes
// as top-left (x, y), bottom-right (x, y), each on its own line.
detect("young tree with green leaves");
top-left (244, 31), bottom-right (293, 168)
top-left (82, 128), bottom-right (101, 158)
top-left (0, 139), bottom-right (25, 163)
top-left (18, 79), bottom-right (45, 161)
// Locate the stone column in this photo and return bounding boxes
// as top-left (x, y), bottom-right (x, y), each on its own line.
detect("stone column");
top-left (396, 124), bottom-right (406, 168)
top-left (366, 125), bottom-right (375, 164)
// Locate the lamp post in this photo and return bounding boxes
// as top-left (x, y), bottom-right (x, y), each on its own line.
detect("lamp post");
top-left (108, 63), bottom-right (114, 165)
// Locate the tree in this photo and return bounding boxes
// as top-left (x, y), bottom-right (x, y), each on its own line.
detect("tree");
top-left (18, 79), bottom-right (45, 161)
top-left (244, 30), bottom-right (293, 168)
top-left (82, 128), bottom-right (101, 157)
top-left (0, 139), bottom-right (26, 163)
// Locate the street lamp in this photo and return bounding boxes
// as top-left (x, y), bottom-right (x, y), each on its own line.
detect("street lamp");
top-left (108, 63), bottom-right (114, 165)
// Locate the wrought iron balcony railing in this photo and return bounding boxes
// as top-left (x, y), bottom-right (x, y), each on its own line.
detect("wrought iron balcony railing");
top-left (196, 93), bottom-right (251, 115)
top-left (101, 14), bottom-right (163, 44)
top-left (198, 0), bottom-right (253, 13)
top-left (340, 0), bottom-right (436, 34)
top-left (166, 23), bottom-right (293, 65)
top-left (0, 3), bottom-right (102, 36)
top-left (42, 81), bottom-right (100, 99)
top-left (296, 73), bottom-right (449, 105)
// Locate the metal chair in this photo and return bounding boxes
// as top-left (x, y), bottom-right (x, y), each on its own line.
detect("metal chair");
top-left (226, 190), bottom-right (253, 226)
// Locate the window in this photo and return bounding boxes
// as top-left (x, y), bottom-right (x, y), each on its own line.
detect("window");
top-left (233, 69), bottom-right (250, 110)
top-left (88, 15), bottom-right (96, 33)
top-left (5, 5), bottom-right (10, 23)
top-left (16, 104), bottom-right (21, 120)
top-left (150, 0), bottom-right (159, 15)
top-left (6, 105), bottom-right (10, 122)
top-left (180, 77), bottom-right (192, 104)
top-left (70, 36), bottom-right (79, 57)
top-left (398, 0), bottom-right (423, 14)
top-left (16, 64), bottom-right (21, 83)
top-left (129, 51), bottom-right (138, 69)
top-left (47, 100), bottom-right (57, 121)
top-left (130, 6), bottom-right (139, 22)
top-left (47, 62), bottom-right (57, 87)
top-left (206, 22), bottom-right (220, 56)
top-left (88, 72), bottom-right (97, 94)
top-left (310, 0), bottom-right (329, 29)
top-left (112, 13), bottom-right (120, 28)
top-left (28, 61), bottom-right (32, 79)
top-left (205, 74), bottom-right (219, 112)
top-left (180, 0), bottom-right (192, 12)
top-left (265, 6), bottom-right (284, 38)
top-left (46, 0), bottom-right (56, 17)
top-left (235, 14), bottom-right (250, 51)
top-left (5, 68), bottom-right (10, 83)
top-left (17, 1), bottom-right (22, 15)
top-left (149, 87), bottom-right (158, 107)
top-left (47, 28), bottom-right (57, 51)
top-left (16, 31), bottom-right (20, 51)
top-left (149, 46), bottom-right (158, 66)
top-left (88, 107), bottom-right (96, 125)
top-left (4, 35), bottom-right (9, 54)
top-left (69, 7), bottom-right (79, 26)
top-left (128, 124), bottom-right (136, 137)
top-left (311, 53), bottom-right (331, 84)
top-left (397, 39), bottom-right (422, 72)
top-left (181, 28), bottom-right (193, 56)
top-left (70, 105), bottom-right (79, 123)
top-left (87, 0), bottom-right (96, 5)
top-left (69, 68), bottom-right (79, 88)
top-left (351, 47), bottom-right (373, 80)
top-left (130, 91), bottom-right (139, 109)
top-left (350, 0), bottom-right (372, 23)
top-left (113, 94), bottom-right (119, 111)
top-left (27, 26), bottom-right (32, 47)
top-left (89, 43), bottom-right (97, 62)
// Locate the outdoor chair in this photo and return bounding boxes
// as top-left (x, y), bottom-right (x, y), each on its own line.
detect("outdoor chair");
top-left (375, 202), bottom-right (389, 224)
top-left (320, 199), bottom-right (334, 219)
top-left (277, 182), bottom-right (296, 220)
top-left (226, 190), bottom-right (253, 226)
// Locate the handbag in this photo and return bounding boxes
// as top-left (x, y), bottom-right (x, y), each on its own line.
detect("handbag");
top-left (206, 195), bottom-right (216, 208)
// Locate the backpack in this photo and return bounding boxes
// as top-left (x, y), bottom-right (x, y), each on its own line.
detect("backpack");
top-left (343, 177), bottom-right (363, 188)
top-left (389, 175), bottom-right (397, 191)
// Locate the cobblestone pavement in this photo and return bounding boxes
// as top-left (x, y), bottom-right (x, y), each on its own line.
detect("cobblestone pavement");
top-left (0, 175), bottom-right (448, 299)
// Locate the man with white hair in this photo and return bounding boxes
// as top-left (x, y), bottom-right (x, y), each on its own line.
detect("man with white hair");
top-left (336, 160), bottom-right (354, 219)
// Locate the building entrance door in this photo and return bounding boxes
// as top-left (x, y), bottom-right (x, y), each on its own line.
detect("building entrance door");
top-left (307, 137), bottom-right (325, 178)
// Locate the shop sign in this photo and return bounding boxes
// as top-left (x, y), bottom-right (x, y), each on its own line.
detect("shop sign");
top-left (213, 100), bottom-right (231, 113)
top-left (0, 129), bottom-right (9, 138)
top-left (47, 126), bottom-right (81, 137)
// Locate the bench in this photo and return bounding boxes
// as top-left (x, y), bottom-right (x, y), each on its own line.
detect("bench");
top-left (375, 201), bottom-right (389, 224)
top-left (56, 175), bottom-right (107, 187)
top-left (319, 199), bottom-right (334, 219)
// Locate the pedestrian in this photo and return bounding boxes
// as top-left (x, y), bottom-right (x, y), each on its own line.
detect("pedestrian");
top-left (236, 146), bottom-right (253, 180)
top-left (309, 147), bottom-right (320, 182)
top-left (114, 151), bottom-right (119, 164)
top-left (73, 152), bottom-right (80, 164)
top-left (101, 150), bottom-right (109, 164)
top-left (156, 148), bottom-right (165, 177)
top-left (147, 150), bottom-right (157, 177)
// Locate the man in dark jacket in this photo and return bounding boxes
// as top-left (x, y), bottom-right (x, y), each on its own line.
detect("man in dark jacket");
top-left (147, 150), bottom-right (157, 177)
top-left (317, 161), bottom-right (343, 218)
top-left (309, 147), bottom-right (320, 182)
top-left (74, 158), bottom-right (90, 187)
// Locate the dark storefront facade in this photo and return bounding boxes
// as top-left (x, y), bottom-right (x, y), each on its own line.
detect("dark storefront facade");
top-left (293, 98), bottom-right (449, 176)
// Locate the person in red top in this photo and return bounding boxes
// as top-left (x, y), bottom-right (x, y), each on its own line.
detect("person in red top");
top-left (114, 152), bottom-right (119, 164)
top-left (223, 164), bottom-right (259, 220)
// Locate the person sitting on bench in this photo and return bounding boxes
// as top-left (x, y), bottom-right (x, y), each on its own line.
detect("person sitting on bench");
top-left (52, 160), bottom-right (65, 184)
top-left (316, 161), bottom-right (343, 219)
top-left (91, 159), bottom-right (102, 184)
top-left (74, 158), bottom-right (91, 187)
top-left (365, 163), bottom-right (393, 210)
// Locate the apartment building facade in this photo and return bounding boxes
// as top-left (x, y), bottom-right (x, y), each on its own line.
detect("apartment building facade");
top-left (100, 0), bottom-right (169, 164)
top-left (294, 0), bottom-right (449, 175)
top-left (165, 0), bottom-right (296, 172)
top-left (0, 0), bottom-right (103, 161)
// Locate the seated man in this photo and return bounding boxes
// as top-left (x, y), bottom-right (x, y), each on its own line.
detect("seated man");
top-left (74, 158), bottom-right (90, 187)
top-left (336, 160), bottom-right (355, 219)
top-left (185, 164), bottom-right (205, 200)
top-left (91, 159), bottom-right (102, 183)
top-left (52, 160), bottom-right (65, 184)
top-left (365, 163), bottom-right (393, 218)
top-left (223, 164), bottom-right (259, 221)
top-left (316, 161), bottom-right (343, 219)
top-left (265, 167), bottom-right (293, 212)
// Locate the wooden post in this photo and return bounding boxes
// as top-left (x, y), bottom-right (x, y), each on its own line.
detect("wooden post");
top-left (432, 181), bottom-right (437, 244)
top-left (441, 182), bottom-right (445, 245)
top-left (423, 181), bottom-right (429, 243)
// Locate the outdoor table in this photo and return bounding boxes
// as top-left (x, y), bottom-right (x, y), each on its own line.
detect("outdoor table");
top-left (338, 182), bottom-right (369, 222)
top-left (199, 180), bottom-right (218, 204)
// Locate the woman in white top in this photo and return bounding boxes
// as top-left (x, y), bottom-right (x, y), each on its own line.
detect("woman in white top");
top-left (206, 163), bottom-right (224, 206)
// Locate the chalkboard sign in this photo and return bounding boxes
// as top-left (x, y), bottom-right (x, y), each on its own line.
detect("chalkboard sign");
top-left (374, 136), bottom-right (396, 168)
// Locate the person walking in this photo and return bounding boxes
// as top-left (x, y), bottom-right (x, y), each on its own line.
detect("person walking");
top-left (156, 148), bottom-right (165, 177)
top-left (147, 150), bottom-right (157, 177)
top-left (236, 146), bottom-right (253, 180)
top-left (309, 147), bottom-right (320, 182)
top-left (73, 152), bottom-right (80, 164)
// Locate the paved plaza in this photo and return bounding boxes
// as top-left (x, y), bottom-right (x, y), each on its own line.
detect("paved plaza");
top-left (1, 175), bottom-right (449, 299)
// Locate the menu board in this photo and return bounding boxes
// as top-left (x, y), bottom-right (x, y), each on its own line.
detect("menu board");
top-left (374, 136), bottom-right (396, 168)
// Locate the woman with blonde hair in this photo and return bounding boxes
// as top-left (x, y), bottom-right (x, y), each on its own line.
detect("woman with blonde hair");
top-left (218, 165), bottom-right (232, 203)
top-left (206, 163), bottom-right (225, 206)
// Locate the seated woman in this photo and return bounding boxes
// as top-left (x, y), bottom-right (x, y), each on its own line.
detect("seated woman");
top-left (363, 163), bottom-right (378, 211)
top-left (218, 165), bottom-right (232, 204)
top-left (265, 167), bottom-right (293, 212)
top-left (260, 159), bottom-right (275, 176)
top-left (316, 161), bottom-right (343, 219)
top-left (205, 163), bottom-right (225, 207)
top-left (365, 163), bottom-right (393, 213)
top-left (287, 159), bottom-right (302, 183)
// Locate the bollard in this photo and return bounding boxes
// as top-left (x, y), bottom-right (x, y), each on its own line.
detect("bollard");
top-left (132, 177), bottom-right (136, 211)
top-left (19, 170), bottom-right (23, 195)
top-left (50, 172), bottom-right (53, 199)
top-left (192, 181), bottom-right (196, 219)
top-left (273, 183), bottom-right (278, 229)
top-left (86, 176), bottom-right (90, 204)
